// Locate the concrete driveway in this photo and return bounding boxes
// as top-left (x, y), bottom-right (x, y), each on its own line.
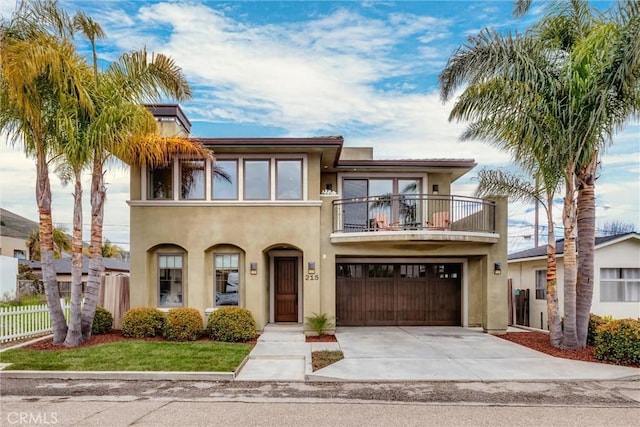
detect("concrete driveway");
top-left (308, 326), bottom-right (640, 381)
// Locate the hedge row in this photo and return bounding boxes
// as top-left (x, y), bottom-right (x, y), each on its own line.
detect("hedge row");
top-left (120, 306), bottom-right (257, 342)
top-left (590, 314), bottom-right (640, 366)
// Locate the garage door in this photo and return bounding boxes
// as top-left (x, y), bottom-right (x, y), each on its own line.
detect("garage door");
top-left (336, 262), bottom-right (461, 326)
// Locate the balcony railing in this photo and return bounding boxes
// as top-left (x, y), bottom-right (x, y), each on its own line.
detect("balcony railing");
top-left (332, 194), bottom-right (496, 234)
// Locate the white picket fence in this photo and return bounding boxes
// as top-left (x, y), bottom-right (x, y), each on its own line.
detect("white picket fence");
top-left (0, 300), bottom-right (71, 343)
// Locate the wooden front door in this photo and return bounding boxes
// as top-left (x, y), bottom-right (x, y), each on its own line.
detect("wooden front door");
top-left (275, 257), bottom-right (298, 322)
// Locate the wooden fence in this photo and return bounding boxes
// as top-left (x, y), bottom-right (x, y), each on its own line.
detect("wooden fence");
top-left (0, 300), bottom-right (71, 343)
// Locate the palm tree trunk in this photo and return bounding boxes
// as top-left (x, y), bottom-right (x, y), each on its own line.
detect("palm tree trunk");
top-left (576, 157), bottom-right (597, 348)
top-left (81, 157), bottom-right (106, 341)
top-left (64, 170), bottom-right (85, 347)
top-left (545, 192), bottom-right (562, 348)
top-left (36, 155), bottom-right (68, 344)
top-left (561, 171), bottom-right (579, 350)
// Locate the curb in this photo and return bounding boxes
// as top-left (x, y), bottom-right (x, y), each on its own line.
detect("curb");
top-left (0, 370), bottom-right (235, 381)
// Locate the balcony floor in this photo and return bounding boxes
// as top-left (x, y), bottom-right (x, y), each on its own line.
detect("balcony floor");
top-left (330, 229), bottom-right (499, 245)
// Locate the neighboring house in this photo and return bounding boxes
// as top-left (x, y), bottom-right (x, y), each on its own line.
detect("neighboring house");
top-left (508, 232), bottom-right (640, 329)
top-left (128, 104), bottom-right (509, 334)
top-left (19, 256), bottom-right (130, 297)
top-left (0, 208), bottom-right (38, 260)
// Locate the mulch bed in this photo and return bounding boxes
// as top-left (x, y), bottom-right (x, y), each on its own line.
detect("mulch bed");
top-left (305, 334), bottom-right (337, 343)
top-left (498, 331), bottom-right (639, 368)
top-left (19, 331), bottom-right (258, 351)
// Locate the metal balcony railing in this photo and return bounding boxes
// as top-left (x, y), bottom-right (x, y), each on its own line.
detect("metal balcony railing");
top-left (332, 194), bottom-right (496, 234)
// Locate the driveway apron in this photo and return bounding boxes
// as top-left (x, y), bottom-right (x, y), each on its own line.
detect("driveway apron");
top-left (307, 326), bottom-right (640, 382)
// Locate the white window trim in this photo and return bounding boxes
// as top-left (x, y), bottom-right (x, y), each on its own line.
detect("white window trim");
top-left (214, 252), bottom-right (241, 308)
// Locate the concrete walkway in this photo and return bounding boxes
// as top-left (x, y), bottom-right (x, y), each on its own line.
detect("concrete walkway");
top-left (234, 324), bottom-right (340, 381)
top-left (236, 325), bottom-right (639, 382)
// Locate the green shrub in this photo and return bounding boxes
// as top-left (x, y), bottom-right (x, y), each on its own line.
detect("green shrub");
top-left (206, 307), bottom-right (257, 342)
top-left (305, 312), bottom-right (334, 336)
top-left (92, 306), bottom-right (114, 335)
top-left (121, 307), bottom-right (166, 338)
top-left (588, 314), bottom-right (606, 346)
top-left (164, 308), bottom-right (203, 342)
top-left (594, 318), bottom-right (640, 366)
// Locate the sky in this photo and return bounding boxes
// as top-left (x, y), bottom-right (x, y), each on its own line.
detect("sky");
top-left (0, 0), bottom-right (638, 253)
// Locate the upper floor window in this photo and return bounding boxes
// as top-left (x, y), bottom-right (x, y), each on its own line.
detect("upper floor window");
top-left (244, 160), bottom-right (270, 200)
top-left (148, 165), bottom-right (173, 199)
top-left (180, 159), bottom-right (205, 200)
top-left (146, 155), bottom-right (306, 202)
top-left (213, 160), bottom-right (238, 199)
top-left (276, 159), bottom-right (302, 200)
top-left (600, 268), bottom-right (640, 302)
top-left (158, 254), bottom-right (183, 307)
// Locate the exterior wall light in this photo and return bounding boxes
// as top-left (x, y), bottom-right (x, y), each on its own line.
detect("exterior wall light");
top-left (308, 261), bottom-right (316, 275)
top-left (432, 184), bottom-right (439, 195)
top-left (250, 262), bottom-right (258, 275)
top-left (494, 263), bottom-right (502, 275)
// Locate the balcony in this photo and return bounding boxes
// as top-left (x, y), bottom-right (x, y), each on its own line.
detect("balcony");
top-left (331, 194), bottom-right (498, 244)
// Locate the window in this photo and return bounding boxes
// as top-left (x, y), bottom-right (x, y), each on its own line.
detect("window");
top-left (180, 159), bottom-right (205, 199)
top-left (600, 268), bottom-right (640, 302)
top-left (13, 250), bottom-right (26, 260)
top-left (276, 159), bottom-right (302, 200)
top-left (215, 254), bottom-right (239, 306)
top-left (213, 159), bottom-right (238, 199)
top-left (148, 165), bottom-right (173, 199)
top-left (158, 254), bottom-right (183, 307)
top-left (535, 270), bottom-right (546, 300)
top-left (244, 160), bottom-right (270, 199)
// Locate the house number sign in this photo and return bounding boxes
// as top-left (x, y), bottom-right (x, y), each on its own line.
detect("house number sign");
top-left (305, 274), bottom-right (319, 281)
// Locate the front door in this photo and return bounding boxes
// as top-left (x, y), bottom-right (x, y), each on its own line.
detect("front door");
top-left (274, 257), bottom-right (298, 322)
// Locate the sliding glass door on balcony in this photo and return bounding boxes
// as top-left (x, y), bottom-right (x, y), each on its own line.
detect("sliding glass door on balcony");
top-left (343, 179), bottom-right (368, 231)
top-left (341, 178), bottom-right (421, 231)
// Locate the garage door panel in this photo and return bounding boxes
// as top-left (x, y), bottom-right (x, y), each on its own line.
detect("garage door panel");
top-left (429, 280), bottom-right (461, 325)
top-left (366, 280), bottom-right (395, 325)
top-left (396, 280), bottom-right (427, 323)
top-left (336, 279), bottom-right (365, 325)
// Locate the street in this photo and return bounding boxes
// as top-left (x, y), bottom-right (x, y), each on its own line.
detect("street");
top-left (1, 379), bottom-right (639, 426)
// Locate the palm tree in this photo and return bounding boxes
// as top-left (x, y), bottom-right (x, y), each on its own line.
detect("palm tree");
top-left (441, 0), bottom-right (640, 348)
top-left (26, 226), bottom-right (72, 261)
top-left (439, 27), bottom-right (576, 346)
top-left (72, 21), bottom-right (214, 342)
top-left (101, 239), bottom-right (125, 260)
top-left (513, 0), bottom-right (640, 347)
top-left (0, 0), bottom-right (94, 343)
top-left (473, 169), bottom-right (563, 346)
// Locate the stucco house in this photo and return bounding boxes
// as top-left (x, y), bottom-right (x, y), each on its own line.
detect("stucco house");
top-left (0, 208), bottom-right (37, 260)
top-left (128, 104), bottom-right (508, 334)
top-left (508, 232), bottom-right (640, 330)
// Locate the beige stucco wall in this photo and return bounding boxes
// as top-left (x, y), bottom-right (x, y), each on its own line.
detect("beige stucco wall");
top-left (0, 236), bottom-right (29, 259)
top-left (507, 237), bottom-right (640, 329)
top-left (130, 154), bottom-right (509, 334)
top-left (130, 205), bottom-right (321, 328)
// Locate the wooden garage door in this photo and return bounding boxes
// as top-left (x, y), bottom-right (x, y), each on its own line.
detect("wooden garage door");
top-left (336, 263), bottom-right (461, 326)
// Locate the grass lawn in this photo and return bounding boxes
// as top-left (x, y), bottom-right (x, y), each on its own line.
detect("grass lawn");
top-left (0, 341), bottom-right (253, 372)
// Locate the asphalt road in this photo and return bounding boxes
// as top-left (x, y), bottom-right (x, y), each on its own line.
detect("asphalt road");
top-left (1, 379), bottom-right (639, 426)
